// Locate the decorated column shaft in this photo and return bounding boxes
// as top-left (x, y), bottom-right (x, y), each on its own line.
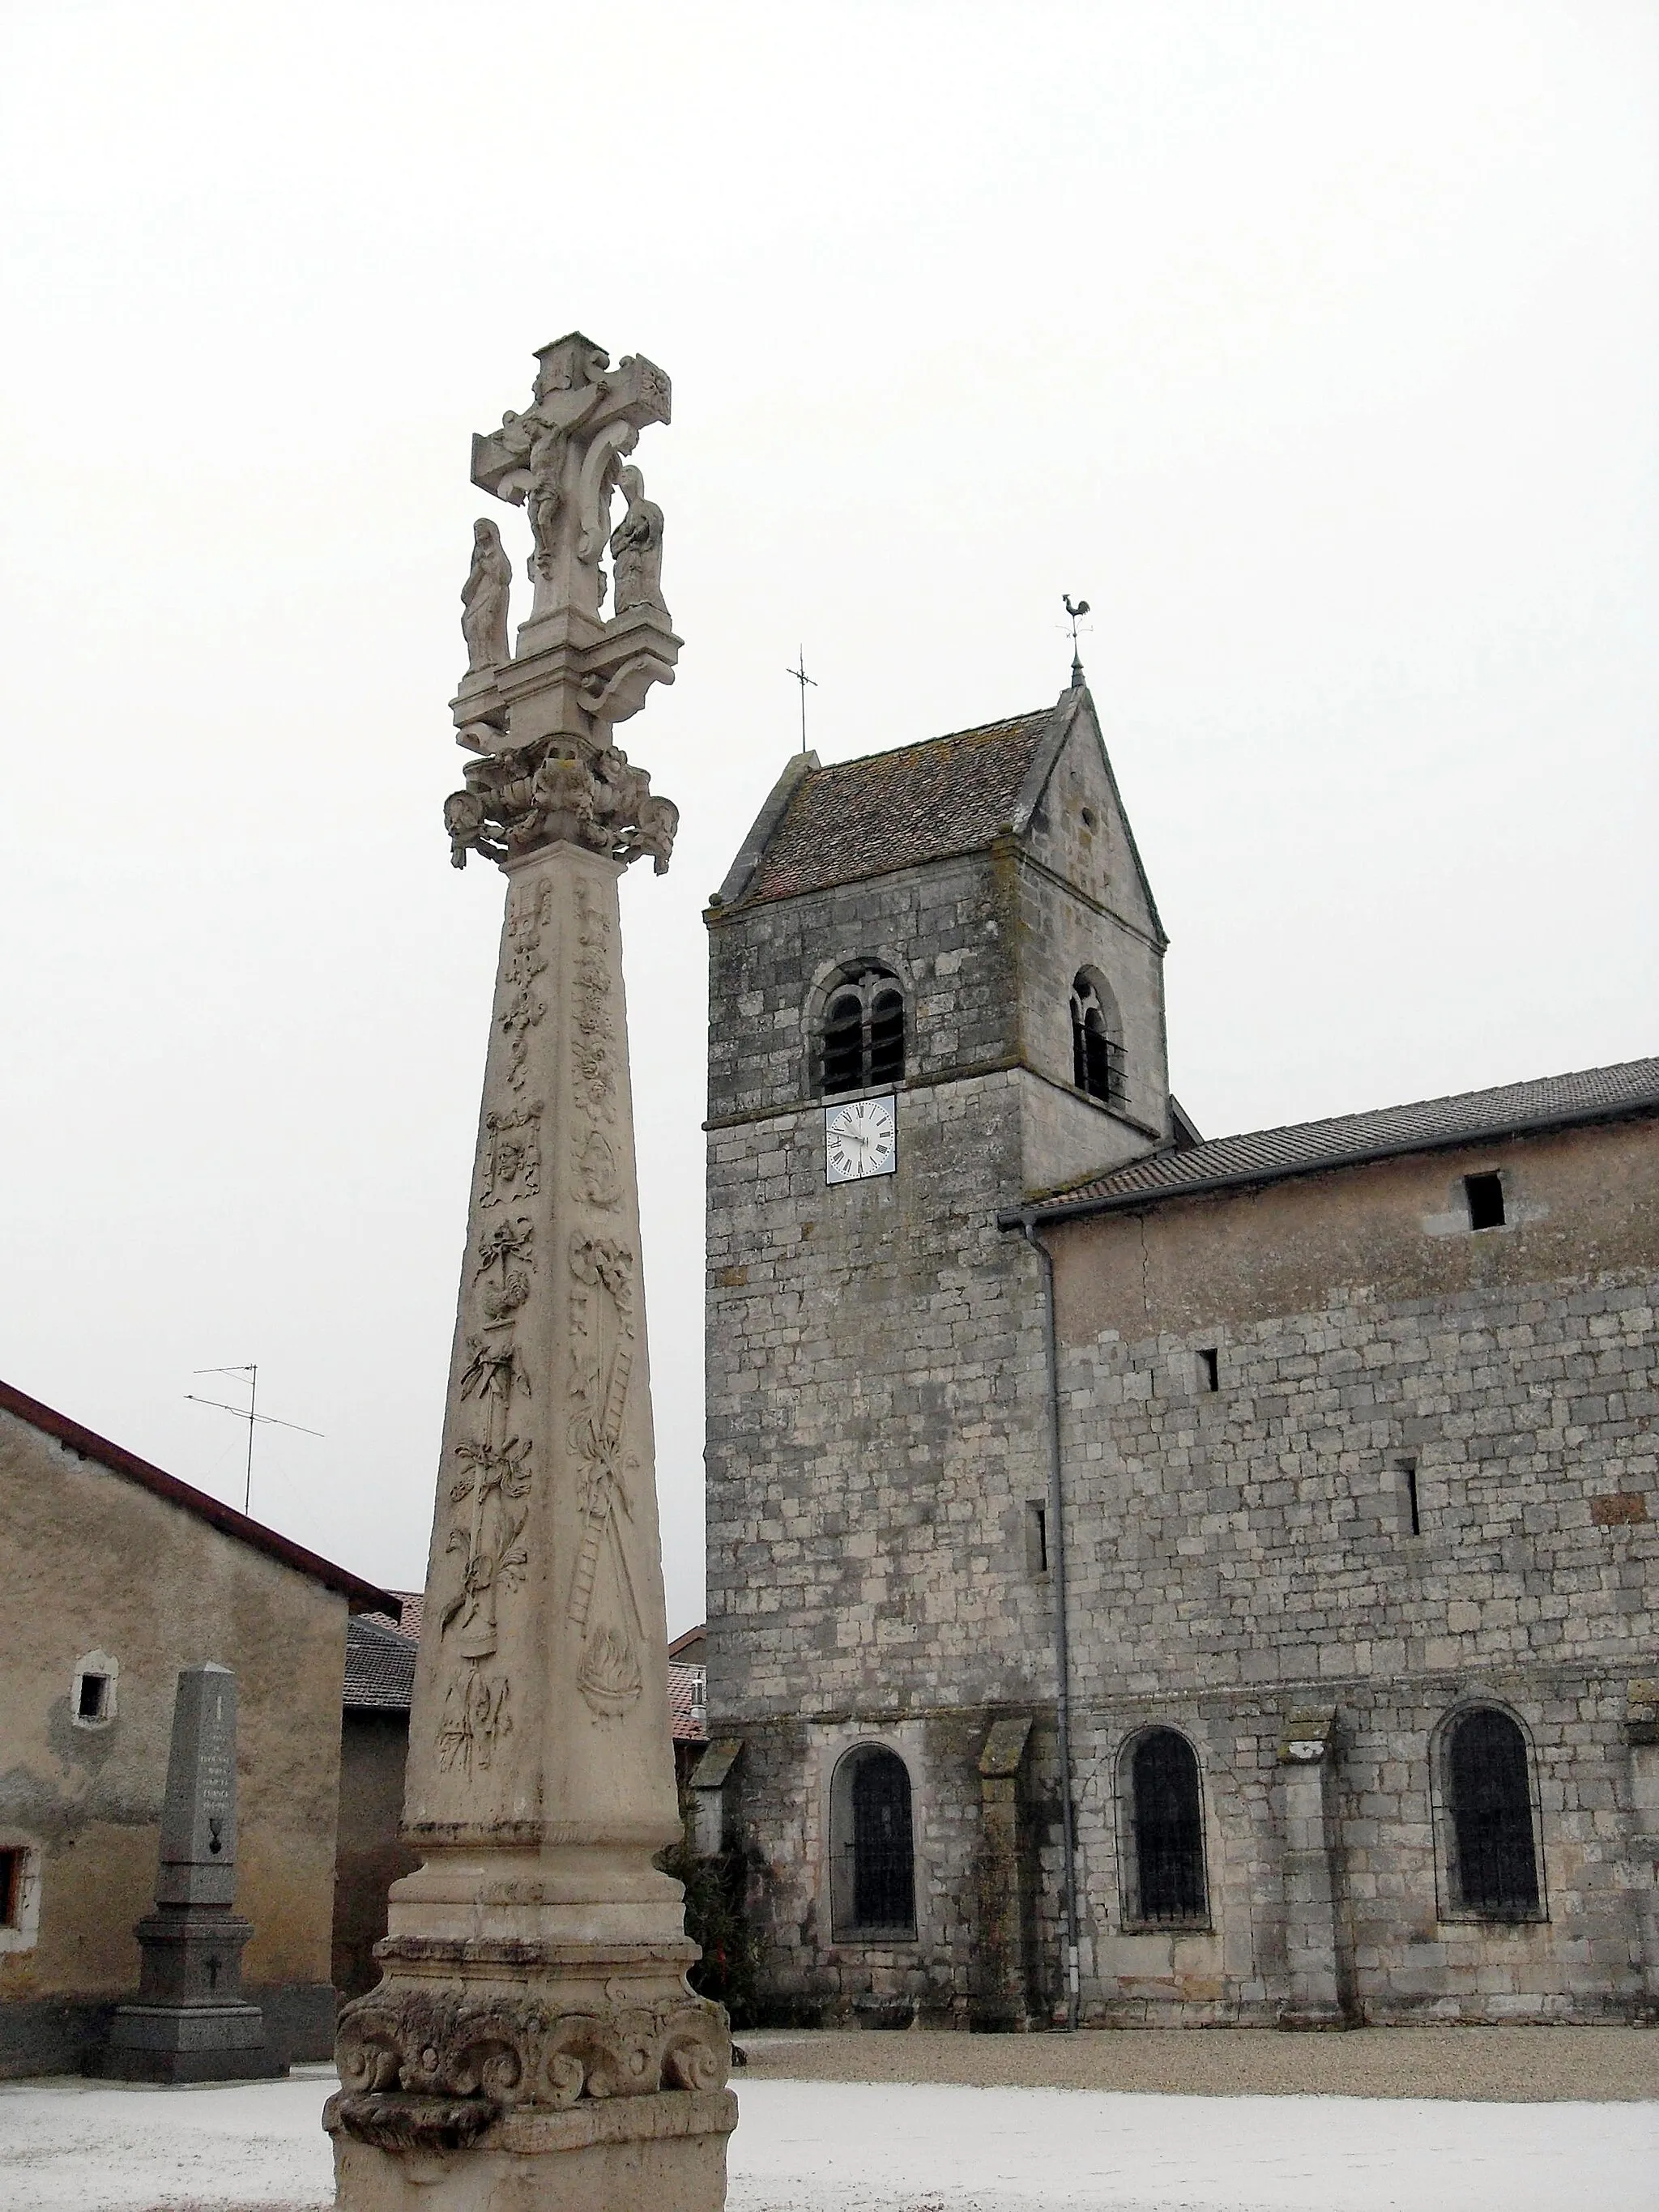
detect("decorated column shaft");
top-left (327, 336), bottom-right (732, 2212)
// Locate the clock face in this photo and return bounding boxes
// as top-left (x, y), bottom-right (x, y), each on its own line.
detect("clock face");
top-left (824, 1095), bottom-right (898, 1184)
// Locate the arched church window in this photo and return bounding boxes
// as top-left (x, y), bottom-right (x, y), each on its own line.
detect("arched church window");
top-left (830, 1744), bottom-right (916, 1937)
top-left (1446, 1708), bottom-right (1541, 1917)
top-left (821, 966), bottom-right (906, 1096)
top-left (1129, 1728), bottom-right (1207, 1926)
top-left (1070, 971), bottom-right (1125, 1106)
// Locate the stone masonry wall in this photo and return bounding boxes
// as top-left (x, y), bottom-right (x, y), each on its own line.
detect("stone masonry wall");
top-left (1047, 1117), bottom-right (1659, 2021)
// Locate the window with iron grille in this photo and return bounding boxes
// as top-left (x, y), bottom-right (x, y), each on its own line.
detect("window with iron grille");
top-left (1447, 1707), bottom-right (1541, 1918)
top-left (835, 1747), bottom-right (915, 1935)
top-left (821, 966), bottom-right (906, 1097)
top-left (1129, 1729), bottom-right (1207, 1926)
top-left (1070, 971), bottom-right (1126, 1106)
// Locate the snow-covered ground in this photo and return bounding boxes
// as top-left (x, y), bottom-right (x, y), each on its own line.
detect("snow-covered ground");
top-left (0, 2066), bottom-right (1654, 2212)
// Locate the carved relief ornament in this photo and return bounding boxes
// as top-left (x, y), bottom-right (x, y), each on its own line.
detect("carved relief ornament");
top-left (446, 738), bottom-right (677, 876)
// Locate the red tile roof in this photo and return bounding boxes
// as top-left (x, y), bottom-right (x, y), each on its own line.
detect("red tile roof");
top-left (0, 1379), bottom-right (399, 1616)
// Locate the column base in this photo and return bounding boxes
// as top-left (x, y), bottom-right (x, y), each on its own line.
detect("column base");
top-left (326, 2086), bottom-right (737, 2212)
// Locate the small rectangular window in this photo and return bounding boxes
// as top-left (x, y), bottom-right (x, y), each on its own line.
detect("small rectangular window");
top-left (1400, 1460), bottom-right (1421, 1536)
top-left (1198, 1349), bottom-right (1220, 1393)
top-left (77, 1673), bottom-right (109, 1722)
top-left (1026, 1501), bottom-right (1049, 1574)
top-left (0, 1851), bottom-right (21, 1931)
top-left (1465, 1172), bottom-right (1505, 1230)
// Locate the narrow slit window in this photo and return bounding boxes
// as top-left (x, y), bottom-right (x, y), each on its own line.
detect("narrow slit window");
top-left (1464, 1172), bottom-right (1505, 1231)
top-left (1198, 1349), bottom-right (1219, 1393)
top-left (1026, 1501), bottom-right (1048, 1574)
top-left (0, 1850), bottom-right (21, 1931)
top-left (1403, 1461), bottom-right (1421, 1536)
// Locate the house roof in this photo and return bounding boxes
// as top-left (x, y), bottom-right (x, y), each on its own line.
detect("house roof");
top-left (1019, 1055), bottom-right (1659, 1224)
top-left (344, 1596), bottom-right (708, 1741)
top-left (719, 706), bottom-right (1056, 908)
top-left (667, 1662), bottom-right (708, 1743)
top-left (0, 1378), bottom-right (399, 1617)
top-left (345, 1610), bottom-right (420, 1710)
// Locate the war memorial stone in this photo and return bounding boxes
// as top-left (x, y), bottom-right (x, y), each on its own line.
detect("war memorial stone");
top-left (100, 1662), bottom-right (282, 2082)
top-left (324, 335), bottom-right (734, 2212)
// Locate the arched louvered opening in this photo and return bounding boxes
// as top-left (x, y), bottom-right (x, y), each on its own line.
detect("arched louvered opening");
top-left (1447, 1708), bottom-right (1541, 1918)
top-left (830, 1743), bottom-right (917, 1938)
top-left (1129, 1728), bottom-right (1208, 1927)
top-left (1069, 970), bottom-right (1125, 1106)
top-left (819, 965), bottom-right (906, 1097)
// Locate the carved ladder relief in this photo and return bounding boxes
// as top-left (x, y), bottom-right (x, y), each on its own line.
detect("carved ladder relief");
top-left (567, 1231), bottom-right (643, 1715)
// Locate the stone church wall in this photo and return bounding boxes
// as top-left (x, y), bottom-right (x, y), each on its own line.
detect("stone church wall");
top-left (1048, 1114), bottom-right (1659, 2022)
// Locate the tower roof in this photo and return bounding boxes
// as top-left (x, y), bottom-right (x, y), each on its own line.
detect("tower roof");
top-left (717, 706), bottom-right (1056, 908)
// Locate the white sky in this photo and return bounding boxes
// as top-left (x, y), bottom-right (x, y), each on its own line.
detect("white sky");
top-left (2, 4), bottom-right (1656, 1637)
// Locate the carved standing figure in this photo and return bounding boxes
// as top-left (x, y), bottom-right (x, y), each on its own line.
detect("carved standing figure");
top-left (460, 519), bottom-right (513, 672)
top-left (609, 464), bottom-right (667, 616)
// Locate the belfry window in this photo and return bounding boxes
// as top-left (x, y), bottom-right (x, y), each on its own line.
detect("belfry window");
top-left (1128, 1729), bottom-right (1207, 1926)
top-left (830, 1744), bottom-right (917, 1938)
top-left (1446, 1707), bottom-right (1541, 1918)
top-left (1070, 971), bottom-right (1125, 1106)
top-left (821, 966), bottom-right (906, 1096)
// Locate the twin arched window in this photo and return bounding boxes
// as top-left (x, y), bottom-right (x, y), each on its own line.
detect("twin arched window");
top-left (1070, 971), bottom-right (1125, 1106)
top-left (1445, 1707), bottom-right (1541, 1918)
top-left (1127, 1728), bottom-right (1208, 1927)
top-left (821, 965), bottom-right (906, 1096)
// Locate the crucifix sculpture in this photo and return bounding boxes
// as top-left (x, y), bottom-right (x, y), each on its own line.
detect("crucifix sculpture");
top-left (326, 335), bottom-right (732, 2212)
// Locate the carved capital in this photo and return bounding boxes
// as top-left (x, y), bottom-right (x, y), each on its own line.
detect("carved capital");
top-left (445, 739), bottom-right (678, 876)
top-left (334, 1985), bottom-right (730, 2123)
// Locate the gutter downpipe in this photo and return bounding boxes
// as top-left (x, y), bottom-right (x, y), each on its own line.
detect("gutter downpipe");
top-left (1018, 1208), bottom-right (1081, 2031)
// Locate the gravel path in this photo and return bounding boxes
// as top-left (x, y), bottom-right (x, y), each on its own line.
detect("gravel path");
top-left (736, 2023), bottom-right (1659, 2101)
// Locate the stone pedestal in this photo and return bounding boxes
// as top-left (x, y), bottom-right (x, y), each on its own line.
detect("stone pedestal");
top-left (99, 1664), bottom-right (283, 2082)
top-left (1274, 1707), bottom-right (1355, 2030)
top-left (332, 335), bottom-right (727, 2212)
top-left (327, 2087), bottom-right (738, 2212)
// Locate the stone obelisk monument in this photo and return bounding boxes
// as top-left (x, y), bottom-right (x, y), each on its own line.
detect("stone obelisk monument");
top-left (102, 1663), bottom-right (282, 2082)
top-left (326, 335), bottom-right (732, 2211)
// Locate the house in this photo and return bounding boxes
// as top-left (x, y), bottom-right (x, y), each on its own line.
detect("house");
top-left (0, 1379), bottom-right (395, 2075)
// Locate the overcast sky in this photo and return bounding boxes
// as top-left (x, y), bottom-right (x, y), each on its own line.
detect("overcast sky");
top-left (2, 4), bottom-right (1656, 1637)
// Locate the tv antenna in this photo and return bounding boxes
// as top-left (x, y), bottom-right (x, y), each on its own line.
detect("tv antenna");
top-left (786, 646), bottom-right (817, 752)
top-left (186, 1363), bottom-right (323, 1516)
top-left (1063, 595), bottom-right (1091, 687)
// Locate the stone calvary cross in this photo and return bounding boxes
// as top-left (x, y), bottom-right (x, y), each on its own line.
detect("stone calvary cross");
top-left (326, 337), bottom-right (734, 2212)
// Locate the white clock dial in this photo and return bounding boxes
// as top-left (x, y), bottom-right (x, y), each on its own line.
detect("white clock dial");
top-left (824, 1095), bottom-right (898, 1184)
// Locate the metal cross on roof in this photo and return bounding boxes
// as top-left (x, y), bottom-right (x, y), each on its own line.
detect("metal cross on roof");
top-left (786, 646), bottom-right (817, 752)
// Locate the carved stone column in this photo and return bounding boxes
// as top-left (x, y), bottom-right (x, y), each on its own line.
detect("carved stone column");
top-left (326, 337), bottom-right (731, 2212)
top-left (1274, 1707), bottom-right (1354, 2030)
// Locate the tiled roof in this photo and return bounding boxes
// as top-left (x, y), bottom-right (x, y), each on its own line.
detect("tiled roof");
top-left (669, 1662), bottom-right (708, 1743)
top-left (345, 1611), bottom-right (420, 1711)
top-left (1030, 1056), bottom-right (1659, 1220)
top-left (736, 709), bottom-right (1055, 906)
top-left (343, 1598), bottom-right (708, 1741)
top-left (0, 1379), bottom-right (398, 1616)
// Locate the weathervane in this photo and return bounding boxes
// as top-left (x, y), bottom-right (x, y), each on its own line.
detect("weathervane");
top-left (786, 646), bottom-right (817, 752)
top-left (1063, 594), bottom-right (1091, 688)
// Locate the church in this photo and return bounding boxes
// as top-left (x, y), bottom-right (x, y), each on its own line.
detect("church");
top-left (699, 670), bottom-right (1659, 2029)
